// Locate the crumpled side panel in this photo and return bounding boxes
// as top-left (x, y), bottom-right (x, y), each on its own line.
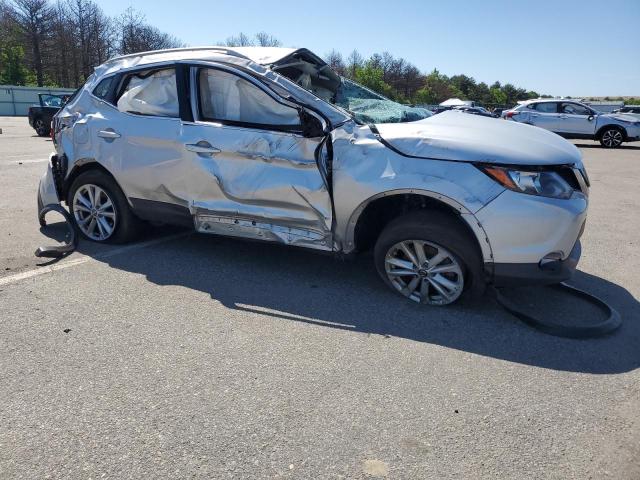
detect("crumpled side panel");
top-left (181, 125), bottom-right (333, 249)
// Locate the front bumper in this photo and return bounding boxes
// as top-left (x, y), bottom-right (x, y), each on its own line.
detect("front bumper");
top-left (625, 123), bottom-right (640, 141)
top-left (490, 240), bottom-right (581, 287)
top-left (476, 188), bottom-right (588, 286)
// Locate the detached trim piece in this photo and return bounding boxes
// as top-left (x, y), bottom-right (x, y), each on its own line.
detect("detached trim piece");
top-left (35, 204), bottom-right (78, 258)
top-left (491, 283), bottom-right (621, 339)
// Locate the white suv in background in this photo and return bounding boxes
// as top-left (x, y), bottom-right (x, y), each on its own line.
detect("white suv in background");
top-left (503, 99), bottom-right (640, 148)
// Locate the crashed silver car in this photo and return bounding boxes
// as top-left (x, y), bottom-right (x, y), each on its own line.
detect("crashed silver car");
top-left (38, 47), bottom-right (589, 305)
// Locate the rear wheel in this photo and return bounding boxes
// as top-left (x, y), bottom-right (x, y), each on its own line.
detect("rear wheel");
top-left (34, 118), bottom-right (49, 137)
top-left (67, 170), bottom-right (141, 243)
top-left (374, 211), bottom-right (483, 305)
top-left (599, 127), bottom-right (624, 148)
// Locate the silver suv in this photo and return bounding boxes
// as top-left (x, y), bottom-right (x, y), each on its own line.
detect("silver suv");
top-left (39, 47), bottom-right (590, 306)
top-left (503, 99), bottom-right (640, 148)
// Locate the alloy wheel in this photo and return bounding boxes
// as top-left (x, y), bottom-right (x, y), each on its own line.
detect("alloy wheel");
top-left (384, 240), bottom-right (464, 305)
top-left (601, 129), bottom-right (623, 147)
top-left (34, 119), bottom-right (46, 136)
top-left (72, 184), bottom-right (117, 241)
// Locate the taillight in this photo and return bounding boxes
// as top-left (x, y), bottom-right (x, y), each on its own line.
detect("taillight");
top-left (50, 121), bottom-right (55, 140)
top-left (505, 111), bottom-right (518, 119)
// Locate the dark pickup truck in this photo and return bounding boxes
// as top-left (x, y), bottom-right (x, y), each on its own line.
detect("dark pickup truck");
top-left (28, 94), bottom-right (67, 137)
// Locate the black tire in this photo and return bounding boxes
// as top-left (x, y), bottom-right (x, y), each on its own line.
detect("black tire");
top-left (599, 126), bottom-right (625, 148)
top-left (34, 118), bottom-right (50, 137)
top-left (66, 170), bottom-right (141, 243)
top-left (374, 210), bottom-right (485, 305)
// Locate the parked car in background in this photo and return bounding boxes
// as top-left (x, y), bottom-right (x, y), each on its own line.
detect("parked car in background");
top-left (39, 47), bottom-right (589, 306)
top-left (28, 94), bottom-right (67, 137)
top-left (612, 105), bottom-right (640, 120)
top-left (492, 107), bottom-right (509, 118)
top-left (451, 106), bottom-right (498, 118)
top-left (502, 99), bottom-right (640, 148)
top-left (431, 106), bottom-right (454, 114)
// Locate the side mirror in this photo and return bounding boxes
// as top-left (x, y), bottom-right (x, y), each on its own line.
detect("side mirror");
top-left (587, 115), bottom-right (594, 121)
top-left (299, 108), bottom-right (325, 138)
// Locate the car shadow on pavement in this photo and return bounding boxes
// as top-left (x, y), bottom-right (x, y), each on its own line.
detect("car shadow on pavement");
top-left (574, 143), bottom-right (640, 150)
top-left (41, 224), bottom-right (640, 375)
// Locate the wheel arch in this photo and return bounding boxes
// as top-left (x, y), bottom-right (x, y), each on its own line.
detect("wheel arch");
top-left (596, 124), bottom-right (627, 140)
top-left (344, 189), bottom-right (493, 263)
top-left (62, 159), bottom-right (126, 204)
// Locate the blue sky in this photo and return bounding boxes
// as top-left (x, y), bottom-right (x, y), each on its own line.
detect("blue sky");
top-left (97, 0), bottom-right (640, 97)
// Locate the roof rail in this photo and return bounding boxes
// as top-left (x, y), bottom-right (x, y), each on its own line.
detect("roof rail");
top-left (105, 46), bottom-right (244, 65)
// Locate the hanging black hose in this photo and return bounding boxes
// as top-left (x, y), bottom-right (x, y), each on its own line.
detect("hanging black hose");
top-left (491, 282), bottom-right (621, 339)
top-left (35, 204), bottom-right (78, 258)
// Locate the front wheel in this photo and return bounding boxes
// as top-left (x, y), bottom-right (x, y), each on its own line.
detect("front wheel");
top-left (599, 127), bottom-right (624, 148)
top-left (374, 211), bottom-right (484, 306)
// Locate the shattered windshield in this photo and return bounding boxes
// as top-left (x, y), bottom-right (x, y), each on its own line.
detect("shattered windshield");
top-left (334, 78), bottom-right (432, 124)
top-left (272, 51), bottom-right (431, 125)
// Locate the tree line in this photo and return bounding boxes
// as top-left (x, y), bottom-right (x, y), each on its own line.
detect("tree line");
top-left (324, 49), bottom-right (546, 107)
top-left (0, 0), bottom-right (182, 88)
top-left (2, 4), bottom-right (636, 108)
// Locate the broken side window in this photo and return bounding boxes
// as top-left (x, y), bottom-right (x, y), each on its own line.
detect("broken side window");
top-left (92, 76), bottom-right (114, 101)
top-left (116, 68), bottom-right (179, 118)
top-left (197, 68), bottom-right (300, 129)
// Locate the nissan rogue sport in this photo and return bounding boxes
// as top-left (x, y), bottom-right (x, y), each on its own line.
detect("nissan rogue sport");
top-left (39, 47), bottom-right (590, 306)
top-left (503, 99), bottom-right (640, 148)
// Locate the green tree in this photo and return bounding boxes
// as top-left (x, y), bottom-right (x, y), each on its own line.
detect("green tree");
top-left (0, 44), bottom-right (32, 84)
top-left (353, 63), bottom-right (394, 98)
top-left (423, 69), bottom-right (459, 103)
top-left (489, 87), bottom-right (507, 105)
top-left (413, 86), bottom-right (437, 105)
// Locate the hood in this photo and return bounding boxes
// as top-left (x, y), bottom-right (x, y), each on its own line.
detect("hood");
top-left (374, 111), bottom-right (583, 166)
top-left (601, 112), bottom-right (640, 123)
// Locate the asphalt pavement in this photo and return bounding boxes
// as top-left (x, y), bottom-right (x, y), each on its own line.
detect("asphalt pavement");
top-left (1, 117), bottom-right (639, 479)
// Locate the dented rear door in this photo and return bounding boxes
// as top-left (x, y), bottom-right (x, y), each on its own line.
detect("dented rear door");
top-left (180, 65), bottom-right (333, 250)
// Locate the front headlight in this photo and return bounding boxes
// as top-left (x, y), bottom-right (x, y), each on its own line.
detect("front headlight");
top-left (477, 165), bottom-right (574, 199)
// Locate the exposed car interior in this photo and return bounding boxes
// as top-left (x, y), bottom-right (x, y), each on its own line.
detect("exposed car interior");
top-left (117, 68), bottom-right (179, 117)
top-left (198, 68), bottom-right (300, 126)
top-left (271, 49), bottom-right (432, 124)
top-left (271, 50), bottom-right (341, 103)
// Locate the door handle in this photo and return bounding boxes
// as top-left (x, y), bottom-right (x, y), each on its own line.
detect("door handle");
top-left (530, 114), bottom-right (539, 117)
top-left (185, 142), bottom-right (221, 155)
top-left (97, 129), bottom-right (121, 139)
top-left (559, 115), bottom-right (568, 119)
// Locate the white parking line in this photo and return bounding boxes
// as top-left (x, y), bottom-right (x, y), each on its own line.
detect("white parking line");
top-left (0, 232), bottom-right (191, 287)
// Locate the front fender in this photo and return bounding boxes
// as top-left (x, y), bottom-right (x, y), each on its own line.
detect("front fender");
top-left (330, 123), bottom-right (503, 256)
